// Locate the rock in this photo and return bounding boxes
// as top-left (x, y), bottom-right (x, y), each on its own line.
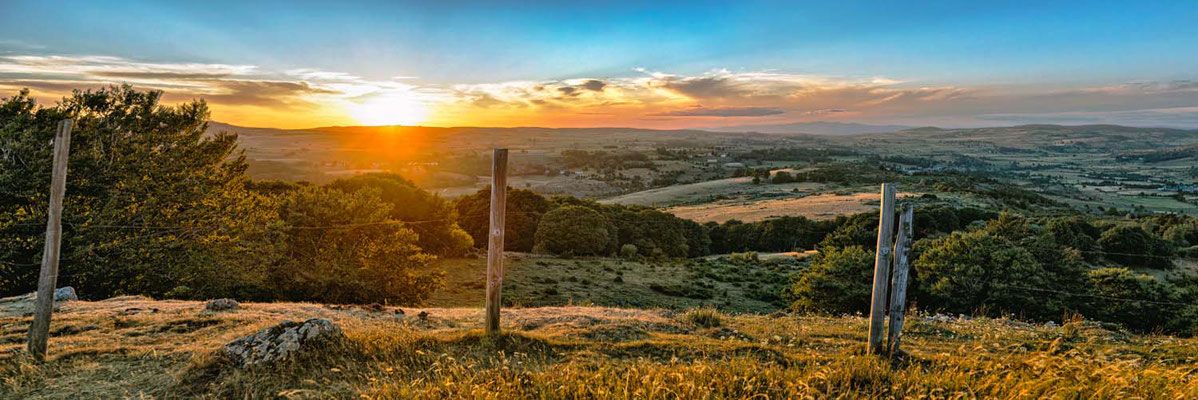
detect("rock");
top-left (54, 287), bottom-right (77, 302)
top-left (219, 319), bottom-right (344, 367)
top-left (206, 298), bottom-right (240, 312)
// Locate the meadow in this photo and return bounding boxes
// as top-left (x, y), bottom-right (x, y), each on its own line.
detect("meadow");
top-left (2, 296), bottom-right (1195, 399)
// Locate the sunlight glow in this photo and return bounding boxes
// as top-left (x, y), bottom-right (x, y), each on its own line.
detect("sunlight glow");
top-left (346, 93), bottom-right (429, 126)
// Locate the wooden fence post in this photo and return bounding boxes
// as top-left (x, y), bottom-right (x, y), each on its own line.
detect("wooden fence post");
top-left (27, 119), bottom-right (73, 362)
top-left (484, 149), bottom-right (508, 336)
top-left (887, 203), bottom-right (914, 355)
top-left (867, 183), bottom-right (896, 354)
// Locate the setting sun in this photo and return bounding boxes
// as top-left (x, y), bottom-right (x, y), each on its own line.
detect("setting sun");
top-left (345, 93), bottom-right (429, 126)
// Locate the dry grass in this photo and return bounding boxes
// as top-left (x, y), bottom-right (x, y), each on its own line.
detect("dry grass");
top-left (1, 298), bottom-right (1196, 399)
top-left (667, 192), bottom-right (921, 223)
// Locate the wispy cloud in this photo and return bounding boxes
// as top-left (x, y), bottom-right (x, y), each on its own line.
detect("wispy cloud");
top-left (649, 106), bottom-right (785, 117)
top-left (3, 53), bottom-right (1197, 129)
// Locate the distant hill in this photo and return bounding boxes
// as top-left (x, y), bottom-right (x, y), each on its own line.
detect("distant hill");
top-left (871, 124), bottom-right (1198, 151)
top-left (703, 121), bottom-right (916, 136)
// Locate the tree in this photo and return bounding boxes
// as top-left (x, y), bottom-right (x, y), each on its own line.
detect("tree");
top-left (1085, 268), bottom-right (1183, 332)
top-left (326, 173), bottom-right (472, 256)
top-left (790, 246), bottom-right (875, 314)
top-left (455, 186), bottom-right (551, 252)
top-left (1098, 225), bottom-right (1174, 268)
top-left (0, 86), bottom-right (272, 299)
top-left (272, 186), bottom-right (442, 304)
top-left (532, 206), bottom-right (613, 256)
top-left (915, 230), bottom-right (1064, 320)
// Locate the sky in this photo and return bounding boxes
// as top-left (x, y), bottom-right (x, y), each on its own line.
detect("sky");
top-left (2, 0), bottom-right (1198, 129)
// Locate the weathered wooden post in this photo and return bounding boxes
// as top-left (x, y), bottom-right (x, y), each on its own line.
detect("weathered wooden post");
top-left (28, 119), bottom-right (73, 362)
top-left (887, 203), bottom-right (914, 355)
top-left (484, 149), bottom-right (508, 336)
top-left (867, 183), bottom-right (896, 354)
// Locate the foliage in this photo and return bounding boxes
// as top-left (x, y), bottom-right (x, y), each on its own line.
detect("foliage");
top-left (455, 186), bottom-right (550, 252)
top-left (0, 86), bottom-right (270, 299)
top-left (790, 246), bottom-right (874, 314)
top-left (532, 206), bottom-right (613, 256)
top-left (326, 173), bottom-right (472, 256)
top-left (271, 186), bottom-right (443, 304)
top-left (915, 230), bottom-right (1064, 320)
top-left (1097, 225), bottom-right (1174, 268)
top-left (1083, 268), bottom-right (1187, 333)
top-left (619, 244), bottom-right (638, 259)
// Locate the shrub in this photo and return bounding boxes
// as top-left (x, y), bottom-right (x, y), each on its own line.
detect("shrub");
top-left (533, 206), bottom-right (613, 256)
top-left (327, 173), bottom-right (472, 256)
top-left (271, 186), bottom-right (443, 304)
top-left (790, 246), bottom-right (874, 314)
top-left (455, 187), bottom-right (551, 252)
top-left (1084, 268), bottom-right (1184, 332)
top-left (914, 230), bottom-right (1063, 320)
top-left (620, 244), bottom-right (639, 259)
top-left (1097, 225), bottom-right (1174, 268)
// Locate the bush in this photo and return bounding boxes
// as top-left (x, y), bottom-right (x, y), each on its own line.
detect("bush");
top-left (914, 230), bottom-right (1063, 320)
top-left (1097, 225), bottom-right (1174, 268)
top-left (1084, 268), bottom-right (1184, 332)
top-left (533, 206), bottom-right (613, 256)
top-left (455, 187), bottom-right (551, 252)
top-left (270, 186), bottom-right (443, 304)
top-left (327, 173), bottom-right (472, 256)
top-left (790, 246), bottom-right (874, 314)
top-left (620, 244), bottom-right (638, 259)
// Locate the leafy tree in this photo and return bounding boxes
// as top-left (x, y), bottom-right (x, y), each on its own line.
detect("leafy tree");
top-left (915, 230), bottom-right (1064, 320)
top-left (1098, 225), bottom-right (1174, 268)
top-left (790, 246), bottom-right (874, 314)
top-left (327, 173), bottom-right (472, 256)
top-left (817, 212), bottom-right (878, 249)
top-left (0, 86), bottom-right (272, 298)
top-left (1045, 217), bottom-right (1101, 262)
top-left (455, 186), bottom-right (551, 252)
top-left (770, 171), bottom-right (797, 184)
top-left (1085, 268), bottom-right (1184, 332)
top-left (271, 186), bottom-right (442, 304)
top-left (1163, 223), bottom-right (1198, 248)
top-left (532, 206), bottom-right (613, 256)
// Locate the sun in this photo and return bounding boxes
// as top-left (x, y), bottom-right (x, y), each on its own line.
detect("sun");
top-left (346, 93), bottom-right (429, 126)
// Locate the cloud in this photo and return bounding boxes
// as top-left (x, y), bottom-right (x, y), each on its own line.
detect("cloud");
top-left (649, 106), bottom-right (785, 117)
top-left (581, 79), bottom-right (606, 91)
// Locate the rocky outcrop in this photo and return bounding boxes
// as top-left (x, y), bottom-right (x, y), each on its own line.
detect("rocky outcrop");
top-left (205, 298), bottom-right (239, 312)
top-left (219, 319), bottom-right (344, 367)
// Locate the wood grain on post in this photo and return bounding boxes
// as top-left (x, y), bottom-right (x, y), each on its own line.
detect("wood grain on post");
top-left (866, 183), bottom-right (896, 354)
top-left (27, 119), bottom-right (73, 361)
top-left (484, 149), bottom-right (508, 336)
top-left (887, 203), bottom-right (914, 355)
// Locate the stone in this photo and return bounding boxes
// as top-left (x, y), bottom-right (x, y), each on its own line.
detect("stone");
top-left (54, 286), bottom-right (77, 302)
top-left (206, 298), bottom-right (240, 312)
top-left (219, 319), bottom-right (344, 367)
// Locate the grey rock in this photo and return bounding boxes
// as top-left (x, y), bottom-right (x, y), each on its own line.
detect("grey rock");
top-left (54, 286), bottom-right (77, 302)
top-left (206, 298), bottom-right (240, 312)
top-left (219, 319), bottom-right (344, 367)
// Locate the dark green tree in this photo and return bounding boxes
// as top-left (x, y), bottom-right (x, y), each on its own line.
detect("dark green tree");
top-left (790, 246), bottom-right (875, 314)
top-left (0, 86), bottom-right (273, 298)
top-left (327, 173), bottom-right (472, 256)
top-left (454, 186), bottom-right (551, 252)
top-left (532, 206), bottom-right (613, 256)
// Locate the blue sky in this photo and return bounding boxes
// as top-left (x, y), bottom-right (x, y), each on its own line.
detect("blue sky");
top-left (2, 0), bottom-right (1197, 128)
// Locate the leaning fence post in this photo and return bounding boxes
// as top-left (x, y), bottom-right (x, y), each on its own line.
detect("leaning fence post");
top-left (484, 149), bottom-right (508, 336)
top-left (887, 203), bottom-right (914, 355)
top-left (867, 183), bottom-right (896, 354)
top-left (27, 119), bottom-right (73, 362)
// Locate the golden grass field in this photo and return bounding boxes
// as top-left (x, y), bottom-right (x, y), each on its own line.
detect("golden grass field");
top-left (666, 192), bottom-right (921, 223)
top-left (2, 296), bottom-right (1196, 399)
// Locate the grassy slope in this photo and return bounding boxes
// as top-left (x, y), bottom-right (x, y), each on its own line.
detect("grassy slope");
top-left (1, 297), bottom-right (1195, 398)
top-left (428, 255), bottom-right (793, 313)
